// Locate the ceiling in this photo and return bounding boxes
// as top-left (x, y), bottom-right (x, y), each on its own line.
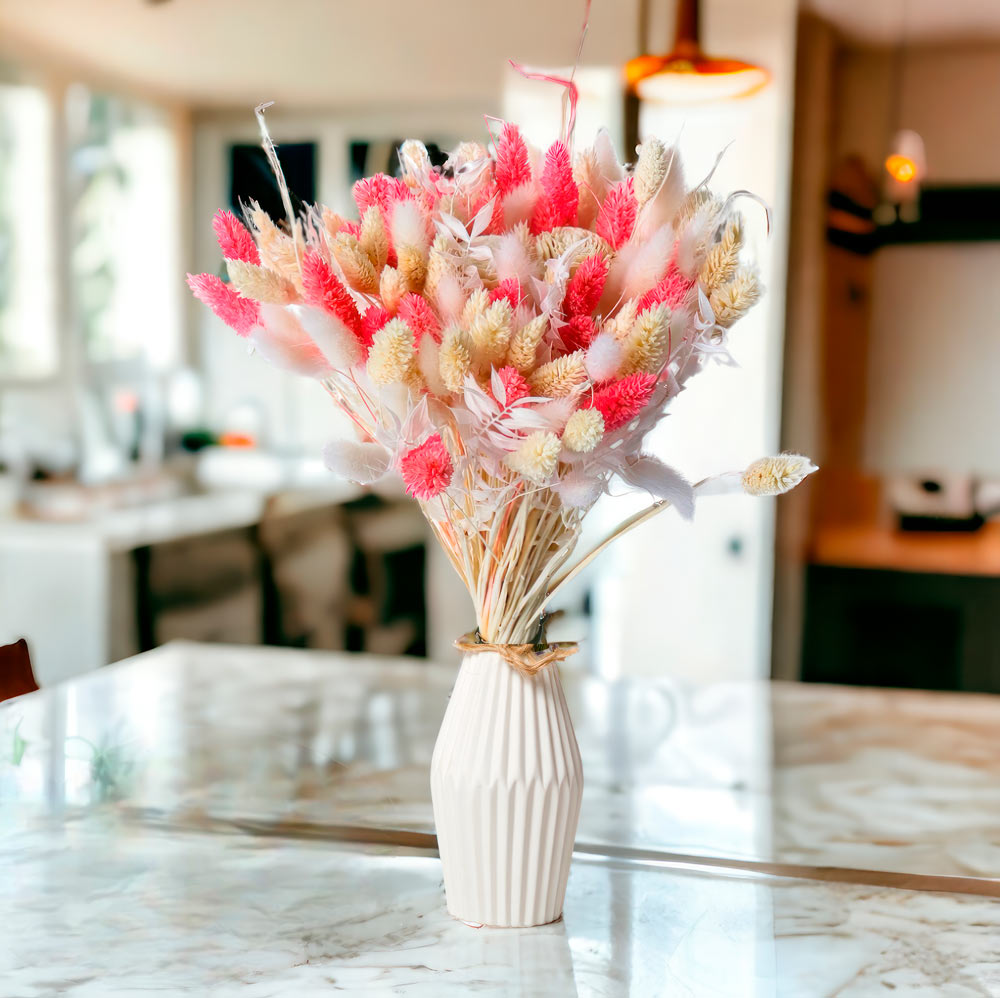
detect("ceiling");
top-left (803, 0), bottom-right (1000, 44)
top-left (1, 0), bottom-right (998, 111)
top-left (0, 0), bottom-right (641, 108)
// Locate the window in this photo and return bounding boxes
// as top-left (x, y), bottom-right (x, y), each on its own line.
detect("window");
top-left (0, 77), bottom-right (56, 379)
top-left (65, 85), bottom-right (180, 371)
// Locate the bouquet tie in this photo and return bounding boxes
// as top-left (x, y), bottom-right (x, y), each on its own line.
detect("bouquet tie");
top-left (454, 630), bottom-right (578, 677)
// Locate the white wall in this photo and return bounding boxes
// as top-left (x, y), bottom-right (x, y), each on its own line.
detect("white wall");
top-left (589, 0), bottom-right (799, 681)
top-left (833, 43), bottom-right (1000, 477)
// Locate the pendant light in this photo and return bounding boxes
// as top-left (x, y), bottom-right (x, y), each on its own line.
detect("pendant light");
top-left (625, 0), bottom-right (770, 105)
top-left (880, 0), bottom-right (925, 220)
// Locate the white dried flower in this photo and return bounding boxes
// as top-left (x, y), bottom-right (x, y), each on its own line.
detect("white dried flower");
top-left (562, 409), bottom-right (605, 453)
top-left (506, 431), bottom-right (561, 483)
top-left (741, 454), bottom-right (818, 496)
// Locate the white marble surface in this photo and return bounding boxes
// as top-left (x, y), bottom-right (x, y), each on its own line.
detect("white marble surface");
top-left (2, 642), bottom-right (999, 881)
top-left (3, 818), bottom-right (999, 998)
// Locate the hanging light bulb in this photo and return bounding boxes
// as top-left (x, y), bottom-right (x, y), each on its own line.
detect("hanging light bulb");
top-left (625, 0), bottom-right (770, 105)
top-left (885, 128), bottom-right (925, 195)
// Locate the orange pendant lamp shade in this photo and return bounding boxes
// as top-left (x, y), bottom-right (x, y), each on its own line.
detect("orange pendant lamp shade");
top-left (626, 0), bottom-right (770, 104)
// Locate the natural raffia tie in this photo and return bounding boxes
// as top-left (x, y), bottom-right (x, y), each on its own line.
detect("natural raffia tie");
top-left (454, 630), bottom-right (578, 677)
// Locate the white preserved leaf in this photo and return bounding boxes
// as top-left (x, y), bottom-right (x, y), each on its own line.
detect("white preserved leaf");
top-left (322, 439), bottom-right (391, 484)
top-left (619, 454), bottom-right (694, 519)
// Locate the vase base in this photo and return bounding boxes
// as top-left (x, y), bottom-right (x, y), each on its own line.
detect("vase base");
top-left (449, 910), bottom-right (564, 930)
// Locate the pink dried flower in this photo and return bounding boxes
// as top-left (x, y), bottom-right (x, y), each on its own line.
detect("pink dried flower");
top-left (595, 178), bottom-right (638, 250)
top-left (186, 273), bottom-right (259, 337)
top-left (398, 293), bottom-right (442, 344)
top-left (638, 262), bottom-right (693, 312)
top-left (400, 434), bottom-right (454, 501)
top-left (301, 251), bottom-right (362, 336)
top-left (360, 306), bottom-right (392, 355)
top-left (212, 210), bottom-right (259, 264)
top-left (353, 174), bottom-right (411, 219)
top-left (531, 140), bottom-right (579, 233)
top-left (563, 254), bottom-right (608, 318)
top-left (489, 278), bottom-right (523, 312)
top-left (494, 123), bottom-right (532, 195)
top-left (561, 314), bottom-right (597, 353)
top-left (340, 220), bottom-right (362, 240)
top-left (586, 372), bottom-right (656, 430)
top-left (492, 365), bottom-right (531, 406)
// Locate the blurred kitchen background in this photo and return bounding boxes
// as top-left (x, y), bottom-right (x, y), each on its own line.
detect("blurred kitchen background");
top-left (1, 0), bottom-right (998, 692)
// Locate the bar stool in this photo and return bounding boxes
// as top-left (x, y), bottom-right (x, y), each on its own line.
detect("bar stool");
top-left (0, 639), bottom-right (38, 703)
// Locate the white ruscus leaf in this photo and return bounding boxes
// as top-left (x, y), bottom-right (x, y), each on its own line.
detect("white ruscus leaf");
top-left (322, 439), bottom-right (391, 485)
top-left (619, 454), bottom-right (695, 519)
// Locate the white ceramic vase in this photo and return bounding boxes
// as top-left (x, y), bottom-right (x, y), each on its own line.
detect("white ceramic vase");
top-left (430, 649), bottom-right (583, 928)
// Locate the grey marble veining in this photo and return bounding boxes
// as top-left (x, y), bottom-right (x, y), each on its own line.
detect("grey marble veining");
top-left (2, 642), bottom-right (999, 880)
top-left (3, 817), bottom-right (999, 997)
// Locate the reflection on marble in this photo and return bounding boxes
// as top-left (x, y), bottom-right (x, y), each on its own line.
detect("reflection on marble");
top-left (2, 643), bottom-right (999, 881)
top-left (2, 818), bottom-right (999, 997)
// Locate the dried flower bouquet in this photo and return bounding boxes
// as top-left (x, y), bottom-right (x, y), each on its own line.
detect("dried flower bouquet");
top-left (189, 110), bottom-right (815, 650)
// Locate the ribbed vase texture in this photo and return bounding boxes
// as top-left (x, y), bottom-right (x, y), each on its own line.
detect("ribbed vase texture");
top-left (430, 651), bottom-right (584, 927)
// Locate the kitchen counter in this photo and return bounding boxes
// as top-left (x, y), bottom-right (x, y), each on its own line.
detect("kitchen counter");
top-left (2, 643), bottom-right (999, 995)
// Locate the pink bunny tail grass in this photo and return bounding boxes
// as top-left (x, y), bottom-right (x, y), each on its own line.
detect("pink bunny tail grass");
top-left (492, 365), bottom-right (531, 406)
top-left (212, 209), bottom-right (260, 265)
top-left (638, 262), bottom-right (694, 313)
top-left (595, 177), bottom-right (638, 250)
top-left (301, 251), bottom-right (363, 336)
top-left (186, 273), bottom-right (259, 337)
top-left (353, 174), bottom-right (411, 221)
top-left (360, 306), bottom-right (392, 355)
top-left (563, 253), bottom-right (608, 318)
top-left (494, 123), bottom-right (532, 195)
top-left (399, 433), bottom-right (454, 501)
top-left (398, 292), bottom-right (442, 344)
top-left (562, 314), bottom-right (597, 353)
top-left (531, 141), bottom-right (579, 234)
top-left (586, 372), bottom-right (656, 430)
top-left (489, 277), bottom-right (524, 311)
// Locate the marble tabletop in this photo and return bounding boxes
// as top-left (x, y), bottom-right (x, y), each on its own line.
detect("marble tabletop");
top-left (2, 642), bottom-right (998, 885)
top-left (4, 818), bottom-right (999, 997)
top-left (4, 642), bottom-right (1000, 996)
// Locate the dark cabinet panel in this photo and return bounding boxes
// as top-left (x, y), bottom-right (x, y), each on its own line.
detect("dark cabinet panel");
top-left (802, 565), bottom-right (1000, 693)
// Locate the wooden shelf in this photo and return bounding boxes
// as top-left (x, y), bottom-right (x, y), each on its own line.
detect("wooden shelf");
top-left (812, 522), bottom-right (1000, 577)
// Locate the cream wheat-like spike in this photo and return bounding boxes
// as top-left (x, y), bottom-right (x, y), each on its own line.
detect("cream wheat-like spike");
top-left (397, 245), bottom-right (428, 291)
top-left (573, 148), bottom-right (607, 229)
top-left (439, 325), bottom-right (473, 392)
top-left (359, 206), bottom-right (389, 270)
top-left (620, 304), bottom-right (670, 376)
top-left (250, 208), bottom-right (302, 288)
top-left (461, 287), bottom-right (490, 328)
top-left (710, 270), bottom-right (761, 326)
top-left (605, 299), bottom-right (639, 342)
top-left (535, 227), bottom-right (613, 266)
top-left (699, 217), bottom-right (743, 293)
top-left (367, 318), bottom-right (420, 387)
top-left (332, 232), bottom-right (379, 294)
top-left (507, 314), bottom-right (548, 374)
top-left (226, 259), bottom-right (297, 304)
top-left (742, 454), bottom-right (817, 496)
top-left (322, 208), bottom-right (350, 241)
top-left (425, 235), bottom-right (454, 298)
top-left (528, 351), bottom-right (587, 398)
top-left (633, 137), bottom-right (669, 207)
top-left (379, 266), bottom-right (408, 312)
top-left (469, 299), bottom-right (513, 369)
